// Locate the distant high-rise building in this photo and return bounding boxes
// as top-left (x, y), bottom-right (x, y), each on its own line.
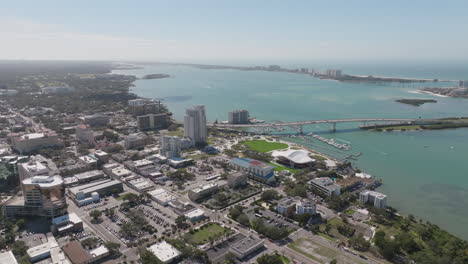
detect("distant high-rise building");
top-left (137, 113), bottom-right (169, 131)
top-left (228, 109), bottom-right (249, 124)
top-left (128, 99), bottom-right (162, 116)
top-left (184, 105), bottom-right (207, 146)
top-left (325, 69), bottom-right (342, 77)
top-left (459, 80), bottom-right (468, 88)
top-left (159, 135), bottom-right (181, 158)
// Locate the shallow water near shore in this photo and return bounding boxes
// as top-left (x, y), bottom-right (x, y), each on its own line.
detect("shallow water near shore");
top-left (113, 61), bottom-right (468, 239)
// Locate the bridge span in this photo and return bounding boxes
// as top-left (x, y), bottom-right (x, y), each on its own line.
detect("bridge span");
top-left (209, 118), bottom-right (416, 133)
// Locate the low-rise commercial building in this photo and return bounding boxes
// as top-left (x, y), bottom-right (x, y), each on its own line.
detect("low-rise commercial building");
top-left (51, 212), bottom-right (83, 235)
top-left (106, 166), bottom-right (132, 179)
top-left (229, 157), bottom-right (275, 184)
top-left (359, 190), bottom-right (387, 208)
top-left (62, 240), bottom-right (92, 264)
top-left (127, 177), bottom-right (153, 191)
top-left (184, 208), bottom-right (205, 222)
top-left (78, 155), bottom-right (99, 169)
top-left (0, 251), bottom-right (18, 264)
top-left (27, 235), bottom-right (69, 264)
top-left (148, 188), bottom-right (176, 206)
top-left (147, 241), bottom-right (181, 264)
top-left (229, 236), bottom-right (264, 259)
top-left (68, 179), bottom-right (123, 206)
top-left (309, 177), bottom-right (341, 196)
top-left (74, 170), bottom-right (105, 184)
top-left (188, 183), bottom-right (219, 201)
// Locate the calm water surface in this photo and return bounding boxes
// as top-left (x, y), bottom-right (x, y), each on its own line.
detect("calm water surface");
top-left (113, 62), bottom-right (468, 239)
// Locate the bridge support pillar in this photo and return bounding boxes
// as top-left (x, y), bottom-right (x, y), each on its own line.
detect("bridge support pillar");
top-left (330, 122), bottom-right (336, 133)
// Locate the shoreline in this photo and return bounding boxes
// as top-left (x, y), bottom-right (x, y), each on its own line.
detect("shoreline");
top-left (416, 90), bottom-right (450, 98)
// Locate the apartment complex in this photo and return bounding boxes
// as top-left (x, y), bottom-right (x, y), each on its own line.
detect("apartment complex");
top-left (277, 197), bottom-right (316, 215)
top-left (128, 99), bottom-right (162, 116)
top-left (159, 135), bottom-right (181, 158)
top-left (359, 190), bottom-right (387, 209)
top-left (325, 69), bottom-right (342, 77)
top-left (137, 113), bottom-right (169, 130)
top-left (10, 132), bottom-right (61, 154)
top-left (184, 105), bottom-right (207, 146)
top-left (228, 109), bottom-right (249, 124)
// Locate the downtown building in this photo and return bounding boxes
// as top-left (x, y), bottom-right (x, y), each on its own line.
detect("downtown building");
top-left (229, 157), bottom-right (275, 184)
top-left (159, 135), bottom-right (181, 158)
top-left (228, 109), bottom-right (249, 124)
top-left (184, 105), bottom-right (207, 146)
top-left (10, 131), bottom-right (62, 155)
top-left (18, 155), bottom-right (58, 181)
top-left (4, 175), bottom-right (67, 218)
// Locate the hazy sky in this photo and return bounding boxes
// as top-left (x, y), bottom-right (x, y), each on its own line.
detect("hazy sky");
top-left (1, 0), bottom-right (468, 62)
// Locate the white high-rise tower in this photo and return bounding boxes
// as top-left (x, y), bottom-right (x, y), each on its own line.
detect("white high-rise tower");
top-left (184, 105), bottom-right (207, 146)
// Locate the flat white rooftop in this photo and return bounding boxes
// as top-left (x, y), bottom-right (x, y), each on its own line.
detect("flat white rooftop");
top-left (148, 241), bottom-right (181, 263)
top-left (22, 175), bottom-right (63, 188)
top-left (0, 251), bottom-right (18, 264)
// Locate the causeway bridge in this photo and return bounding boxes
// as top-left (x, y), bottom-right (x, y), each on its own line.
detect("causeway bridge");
top-left (209, 118), bottom-right (417, 134)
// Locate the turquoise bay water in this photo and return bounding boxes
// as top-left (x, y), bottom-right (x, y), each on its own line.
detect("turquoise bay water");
top-left (113, 62), bottom-right (468, 239)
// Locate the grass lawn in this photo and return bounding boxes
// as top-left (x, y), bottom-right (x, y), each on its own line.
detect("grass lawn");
top-left (268, 162), bottom-right (299, 173)
top-left (279, 255), bottom-right (291, 264)
top-left (344, 209), bottom-right (356, 216)
top-left (242, 140), bottom-right (288, 152)
top-left (185, 223), bottom-right (231, 245)
top-left (165, 127), bottom-right (184, 137)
